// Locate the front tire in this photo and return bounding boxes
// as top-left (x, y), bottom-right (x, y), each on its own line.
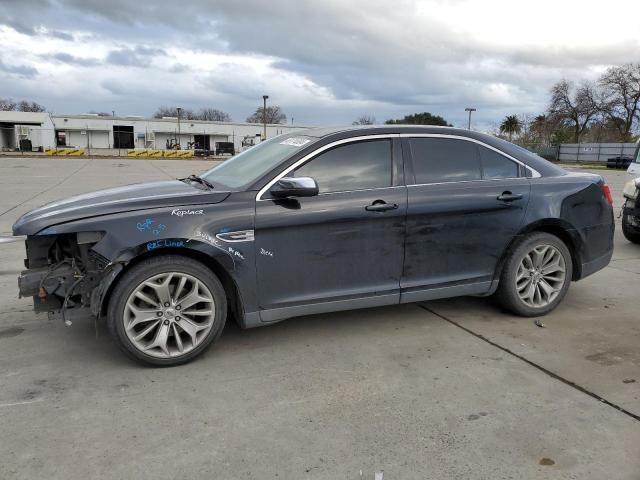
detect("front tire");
top-left (107, 255), bottom-right (227, 366)
top-left (496, 232), bottom-right (572, 317)
top-left (622, 213), bottom-right (640, 244)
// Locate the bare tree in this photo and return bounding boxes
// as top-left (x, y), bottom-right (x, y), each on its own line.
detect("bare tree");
top-left (16, 100), bottom-right (46, 112)
top-left (352, 114), bottom-right (376, 125)
top-left (153, 105), bottom-right (231, 121)
top-left (526, 114), bottom-right (554, 145)
top-left (1, 98), bottom-right (45, 112)
top-left (599, 63), bottom-right (640, 141)
top-left (548, 80), bottom-right (601, 142)
top-left (197, 108), bottom-right (231, 122)
top-left (0, 97), bottom-right (17, 111)
top-left (581, 118), bottom-right (627, 143)
top-left (153, 106), bottom-right (196, 119)
top-left (246, 105), bottom-right (287, 124)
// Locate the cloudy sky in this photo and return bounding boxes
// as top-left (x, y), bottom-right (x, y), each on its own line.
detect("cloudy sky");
top-left (1, 0), bottom-right (639, 129)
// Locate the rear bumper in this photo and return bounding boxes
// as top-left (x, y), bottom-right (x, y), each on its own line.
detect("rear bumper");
top-left (579, 249), bottom-right (613, 280)
top-left (622, 205), bottom-right (640, 217)
top-left (572, 216), bottom-right (614, 281)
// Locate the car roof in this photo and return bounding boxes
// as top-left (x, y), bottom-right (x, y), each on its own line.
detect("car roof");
top-left (300, 124), bottom-right (465, 138)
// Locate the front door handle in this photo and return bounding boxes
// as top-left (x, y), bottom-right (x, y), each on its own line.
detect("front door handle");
top-left (365, 201), bottom-right (398, 212)
top-left (497, 191), bottom-right (524, 202)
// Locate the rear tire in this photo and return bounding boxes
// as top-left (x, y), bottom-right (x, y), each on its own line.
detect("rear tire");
top-left (107, 255), bottom-right (227, 367)
top-left (496, 232), bottom-right (572, 317)
top-left (622, 213), bottom-right (640, 244)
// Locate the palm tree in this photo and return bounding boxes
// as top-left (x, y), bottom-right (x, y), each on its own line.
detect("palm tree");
top-left (500, 115), bottom-right (522, 141)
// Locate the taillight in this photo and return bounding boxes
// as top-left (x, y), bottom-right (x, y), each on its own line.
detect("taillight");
top-left (601, 184), bottom-right (613, 205)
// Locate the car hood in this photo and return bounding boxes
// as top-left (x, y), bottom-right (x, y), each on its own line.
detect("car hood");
top-left (13, 180), bottom-right (230, 235)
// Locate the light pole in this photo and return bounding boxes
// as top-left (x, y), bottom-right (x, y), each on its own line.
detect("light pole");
top-left (176, 107), bottom-right (182, 148)
top-left (465, 107), bottom-right (476, 130)
top-left (262, 95), bottom-right (269, 141)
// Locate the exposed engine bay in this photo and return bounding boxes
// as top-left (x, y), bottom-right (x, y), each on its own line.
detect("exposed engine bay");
top-left (18, 232), bottom-right (113, 320)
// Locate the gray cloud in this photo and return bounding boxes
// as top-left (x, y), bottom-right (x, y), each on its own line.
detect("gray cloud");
top-left (0, 60), bottom-right (38, 77)
top-left (48, 52), bottom-right (100, 66)
top-left (106, 46), bottom-right (166, 67)
top-left (49, 29), bottom-right (74, 41)
top-left (1, 0), bottom-right (639, 127)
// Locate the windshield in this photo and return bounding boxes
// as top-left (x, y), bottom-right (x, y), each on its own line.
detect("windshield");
top-left (201, 135), bottom-right (316, 189)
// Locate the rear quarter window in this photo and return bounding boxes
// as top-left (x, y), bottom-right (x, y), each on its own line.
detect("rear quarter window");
top-left (478, 145), bottom-right (519, 179)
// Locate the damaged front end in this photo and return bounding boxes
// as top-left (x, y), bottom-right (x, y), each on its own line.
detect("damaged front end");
top-left (18, 231), bottom-right (119, 321)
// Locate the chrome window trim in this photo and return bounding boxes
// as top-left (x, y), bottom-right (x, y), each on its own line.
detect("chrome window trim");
top-left (313, 184), bottom-right (406, 197)
top-left (400, 133), bottom-right (541, 179)
top-left (256, 134), bottom-right (399, 201)
top-left (407, 177), bottom-right (528, 188)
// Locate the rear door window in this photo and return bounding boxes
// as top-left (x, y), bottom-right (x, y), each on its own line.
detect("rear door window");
top-left (409, 138), bottom-right (481, 184)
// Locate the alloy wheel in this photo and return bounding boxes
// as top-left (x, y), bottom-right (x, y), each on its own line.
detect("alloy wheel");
top-left (123, 272), bottom-right (215, 358)
top-left (515, 244), bottom-right (566, 308)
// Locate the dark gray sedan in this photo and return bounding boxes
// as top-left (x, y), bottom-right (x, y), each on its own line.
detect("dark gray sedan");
top-left (10, 126), bottom-right (615, 366)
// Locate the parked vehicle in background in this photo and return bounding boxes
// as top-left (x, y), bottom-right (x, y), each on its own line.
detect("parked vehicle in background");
top-left (7, 126), bottom-right (615, 366)
top-left (607, 155), bottom-right (634, 169)
top-left (626, 143), bottom-right (640, 176)
top-left (215, 142), bottom-right (235, 155)
top-left (622, 177), bottom-right (640, 244)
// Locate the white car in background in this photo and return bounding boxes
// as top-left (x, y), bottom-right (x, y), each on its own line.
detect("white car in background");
top-left (627, 143), bottom-right (640, 176)
top-left (622, 176), bottom-right (640, 244)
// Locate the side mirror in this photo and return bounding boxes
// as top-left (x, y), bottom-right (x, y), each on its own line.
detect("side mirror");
top-left (270, 176), bottom-right (319, 198)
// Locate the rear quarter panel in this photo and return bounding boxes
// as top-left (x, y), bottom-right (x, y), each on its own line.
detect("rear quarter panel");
top-left (523, 173), bottom-right (614, 277)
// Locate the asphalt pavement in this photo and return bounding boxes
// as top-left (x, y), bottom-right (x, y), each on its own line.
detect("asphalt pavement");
top-left (0, 157), bottom-right (638, 479)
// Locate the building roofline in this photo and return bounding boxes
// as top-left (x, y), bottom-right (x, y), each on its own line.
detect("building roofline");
top-left (50, 113), bottom-right (310, 128)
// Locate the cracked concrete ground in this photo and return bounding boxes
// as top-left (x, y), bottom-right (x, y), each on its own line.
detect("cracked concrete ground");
top-left (0, 157), bottom-right (638, 479)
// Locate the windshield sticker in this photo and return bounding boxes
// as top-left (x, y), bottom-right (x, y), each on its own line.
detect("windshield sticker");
top-left (171, 208), bottom-right (204, 217)
top-left (279, 137), bottom-right (311, 147)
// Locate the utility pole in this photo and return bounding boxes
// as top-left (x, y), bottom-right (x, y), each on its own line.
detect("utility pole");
top-left (262, 95), bottom-right (269, 141)
top-left (465, 108), bottom-right (476, 130)
top-left (176, 107), bottom-right (182, 149)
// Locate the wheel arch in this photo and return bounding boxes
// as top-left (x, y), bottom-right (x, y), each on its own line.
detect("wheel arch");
top-left (494, 219), bottom-right (582, 284)
top-left (98, 247), bottom-right (246, 328)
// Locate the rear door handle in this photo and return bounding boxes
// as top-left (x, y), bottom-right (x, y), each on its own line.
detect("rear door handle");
top-left (497, 191), bottom-right (524, 202)
top-left (365, 201), bottom-right (398, 212)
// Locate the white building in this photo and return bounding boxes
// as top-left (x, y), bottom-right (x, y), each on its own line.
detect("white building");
top-left (0, 111), bottom-right (310, 154)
